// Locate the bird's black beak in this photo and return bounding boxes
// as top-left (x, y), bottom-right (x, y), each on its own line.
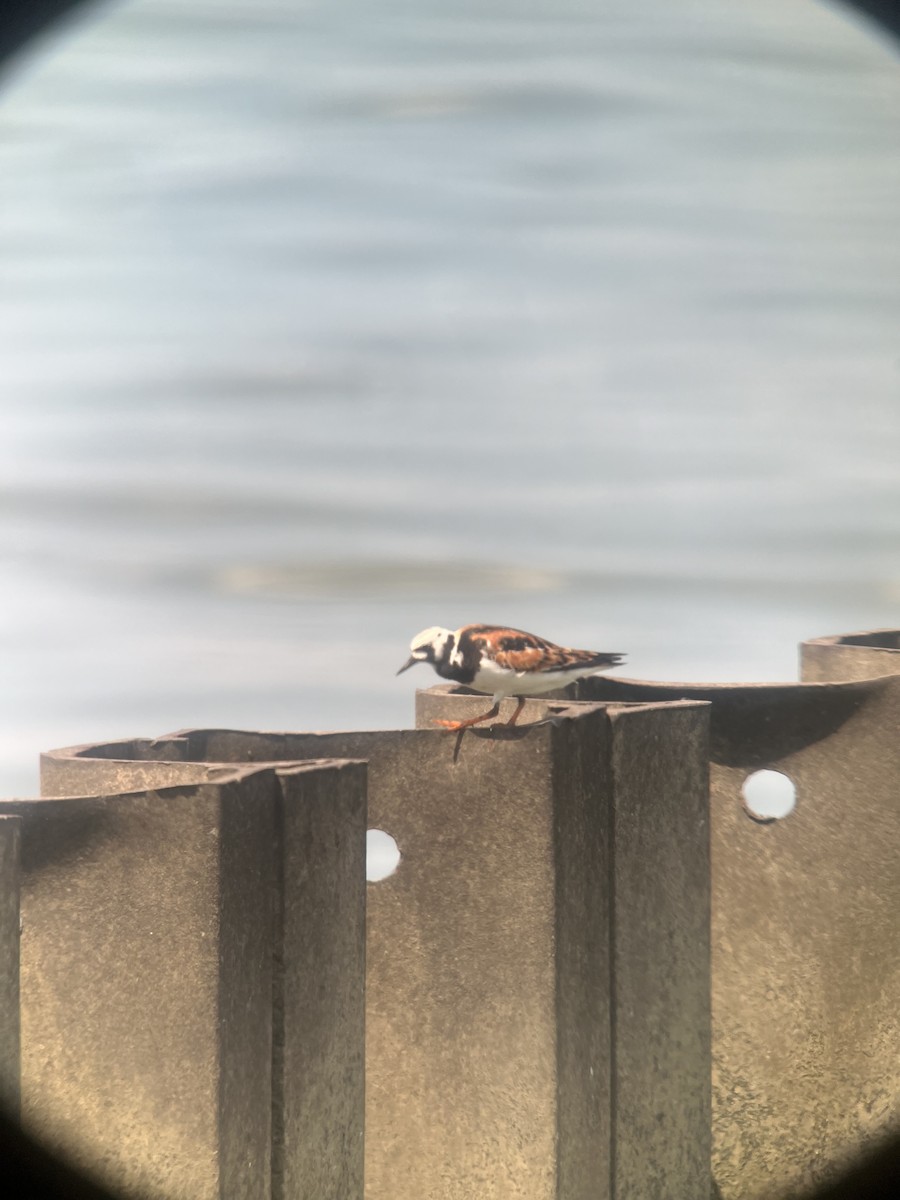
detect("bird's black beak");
top-left (396, 656), bottom-right (418, 676)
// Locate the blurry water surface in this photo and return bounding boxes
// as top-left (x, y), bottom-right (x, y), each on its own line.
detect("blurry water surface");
top-left (1, 0), bottom-right (899, 793)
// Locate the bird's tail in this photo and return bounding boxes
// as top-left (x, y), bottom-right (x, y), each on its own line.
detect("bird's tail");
top-left (593, 652), bottom-right (626, 670)
top-left (564, 649), bottom-right (626, 670)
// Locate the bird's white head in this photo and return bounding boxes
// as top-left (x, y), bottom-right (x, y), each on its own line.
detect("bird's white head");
top-left (396, 626), bottom-right (454, 675)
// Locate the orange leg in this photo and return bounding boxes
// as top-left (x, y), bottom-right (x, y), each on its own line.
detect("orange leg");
top-left (433, 700), bottom-right (500, 732)
top-left (504, 696), bottom-right (527, 726)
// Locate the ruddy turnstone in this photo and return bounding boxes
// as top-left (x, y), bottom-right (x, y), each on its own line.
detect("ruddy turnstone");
top-left (397, 623), bottom-right (625, 730)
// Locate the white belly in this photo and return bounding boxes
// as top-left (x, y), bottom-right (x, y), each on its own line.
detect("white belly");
top-left (469, 659), bottom-right (600, 698)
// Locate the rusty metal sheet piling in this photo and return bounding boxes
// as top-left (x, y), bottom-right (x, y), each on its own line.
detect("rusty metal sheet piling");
top-left (2, 759), bottom-right (366, 1200)
top-left (415, 689), bottom-right (713, 1200)
top-left (32, 625), bottom-right (897, 1199)
top-left (574, 636), bottom-right (900, 1200)
top-left (274, 762), bottom-right (366, 1200)
top-left (0, 768), bottom-right (278, 1200)
top-left (801, 627), bottom-right (900, 683)
top-left (44, 698), bottom-right (711, 1200)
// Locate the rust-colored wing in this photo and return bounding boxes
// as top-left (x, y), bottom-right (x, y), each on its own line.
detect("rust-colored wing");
top-left (460, 624), bottom-right (624, 674)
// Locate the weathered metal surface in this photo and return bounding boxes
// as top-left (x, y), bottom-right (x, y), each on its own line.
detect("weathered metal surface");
top-left (45, 699), bottom-right (711, 1200)
top-left (40, 736), bottom-right (222, 797)
top-left (0, 767), bottom-right (277, 1199)
top-left (275, 763), bottom-right (366, 1200)
top-left (415, 688), bottom-right (713, 1200)
top-left (571, 667), bottom-right (900, 1198)
top-left (0, 816), bottom-right (21, 1118)
top-left (801, 627), bottom-right (900, 682)
top-left (30, 753), bottom-right (367, 1200)
top-left (34, 625), bottom-right (898, 1198)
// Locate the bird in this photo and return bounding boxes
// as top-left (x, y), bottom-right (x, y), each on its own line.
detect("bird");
top-left (397, 623), bottom-right (625, 731)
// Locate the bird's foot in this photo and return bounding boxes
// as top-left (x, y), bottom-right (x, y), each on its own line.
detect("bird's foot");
top-left (432, 702), bottom-right (500, 732)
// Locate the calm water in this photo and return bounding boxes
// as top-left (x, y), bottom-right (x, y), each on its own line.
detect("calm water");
top-left (1, 0), bottom-right (899, 794)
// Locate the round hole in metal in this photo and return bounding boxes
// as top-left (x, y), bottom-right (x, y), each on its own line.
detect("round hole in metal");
top-left (366, 829), bottom-right (401, 881)
top-left (741, 769), bottom-right (796, 822)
